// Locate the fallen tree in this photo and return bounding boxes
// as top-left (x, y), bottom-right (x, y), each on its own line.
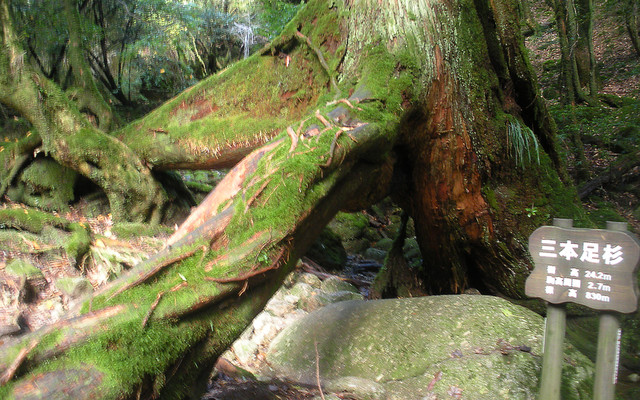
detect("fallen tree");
top-left (0, 0), bottom-right (586, 398)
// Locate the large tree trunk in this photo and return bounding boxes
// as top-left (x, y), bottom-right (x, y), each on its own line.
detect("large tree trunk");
top-left (1, 0), bottom-right (579, 398)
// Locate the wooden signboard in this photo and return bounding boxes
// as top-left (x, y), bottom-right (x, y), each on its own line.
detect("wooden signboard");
top-left (526, 225), bottom-right (640, 313)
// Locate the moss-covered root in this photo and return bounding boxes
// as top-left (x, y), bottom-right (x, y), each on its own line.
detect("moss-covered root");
top-left (0, 104), bottom-right (396, 399)
top-left (0, 206), bottom-right (91, 265)
top-left (372, 211), bottom-right (426, 298)
top-left (0, 131), bottom-right (42, 198)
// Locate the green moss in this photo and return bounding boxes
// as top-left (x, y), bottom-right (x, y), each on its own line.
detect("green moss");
top-left (111, 222), bottom-right (173, 239)
top-left (6, 258), bottom-right (43, 279)
top-left (65, 222), bottom-right (92, 262)
top-left (19, 157), bottom-right (77, 211)
top-left (118, 32), bottom-right (334, 165)
top-left (0, 207), bottom-right (65, 233)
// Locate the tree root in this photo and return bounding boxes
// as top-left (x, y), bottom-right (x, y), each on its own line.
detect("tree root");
top-left (315, 109), bottom-right (332, 128)
top-left (0, 153), bottom-right (29, 199)
top-left (0, 339), bottom-right (38, 385)
top-left (142, 282), bottom-right (188, 328)
top-left (295, 31), bottom-right (339, 94)
top-left (287, 126), bottom-right (299, 153)
top-left (0, 305), bottom-right (127, 375)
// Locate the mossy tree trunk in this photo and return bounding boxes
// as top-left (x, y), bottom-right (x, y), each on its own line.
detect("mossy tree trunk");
top-left (62, 0), bottom-right (115, 131)
top-left (1, 0), bottom-right (581, 398)
top-left (546, 0), bottom-right (597, 103)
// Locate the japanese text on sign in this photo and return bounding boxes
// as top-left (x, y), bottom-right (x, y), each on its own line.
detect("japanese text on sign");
top-left (537, 239), bottom-right (623, 265)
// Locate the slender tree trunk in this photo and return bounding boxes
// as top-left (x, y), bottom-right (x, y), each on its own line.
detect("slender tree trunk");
top-left (547, 0), bottom-right (588, 103)
top-left (544, 0), bottom-right (589, 179)
top-left (626, 0), bottom-right (640, 57)
top-left (1, 0), bottom-right (578, 397)
top-left (62, 0), bottom-right (114, 131)
top-left (575, 0), bottom-right (597, 96)
top-left (520, 0), bottom-right (539, 36)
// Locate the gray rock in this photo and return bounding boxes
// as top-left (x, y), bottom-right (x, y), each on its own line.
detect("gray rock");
top-left (266, 296), bottom-right (593, 400)
top-left (297, 273), bottom-right (322, 288)
top-left (363, 248), bottom-right (386, 263)
top-left (252, 312), bottom-right (284, 344)
top-left (289, 282), bottom-right (318, 299)
top-left (324, 290), bottom-right (363, 303)
top-left (320, 276), bottom-right (359, 294)
top-left (324, 376), bottom-right (386, 400)
top-left (232, 339), bottom-right (259, 364)
top-left (282, 309), bottom-right (307, 325)
top-left (298, 291), bottom-right (333, 312)
top-left (265, 298), bottom-right (296, 316)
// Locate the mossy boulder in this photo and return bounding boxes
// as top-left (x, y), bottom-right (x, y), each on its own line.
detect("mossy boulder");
top-left (265, 296), bottom-right (593, 400)
top-left (328, 212), bottom-right (372, 254)
top-left (320, 276), bottom-right (360, 294)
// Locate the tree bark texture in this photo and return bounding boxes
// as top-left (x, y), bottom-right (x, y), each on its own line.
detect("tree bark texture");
top-left (1, 0), bottom-right (579, 398)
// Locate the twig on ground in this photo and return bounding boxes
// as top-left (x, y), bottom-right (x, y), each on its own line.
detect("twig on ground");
top-left (315, 109), bottom-right (332, 128)
top-left (315, 338), bottom-right (325, 400)
top-left (0, 339), bottom-right (39, 385)
top-left (287, 126), bottom-right (299, 153)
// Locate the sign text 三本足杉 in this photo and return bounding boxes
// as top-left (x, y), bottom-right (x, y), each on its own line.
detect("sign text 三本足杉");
top-left (526, 225), bottom-right (640, 313)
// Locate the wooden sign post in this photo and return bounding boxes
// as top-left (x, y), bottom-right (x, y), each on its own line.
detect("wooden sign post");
top-left (526, 219), bottom-right (640, 399)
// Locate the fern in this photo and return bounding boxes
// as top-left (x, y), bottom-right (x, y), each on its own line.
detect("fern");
top-left (507, 116), bottom-right (540, 168)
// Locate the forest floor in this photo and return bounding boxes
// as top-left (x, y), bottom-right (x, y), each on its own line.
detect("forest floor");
top-left (525, 1), bottom-right (640, 234)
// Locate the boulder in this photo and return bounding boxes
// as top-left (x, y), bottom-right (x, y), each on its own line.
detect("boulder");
top-left (265, 295), bottom-right (593, 400)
